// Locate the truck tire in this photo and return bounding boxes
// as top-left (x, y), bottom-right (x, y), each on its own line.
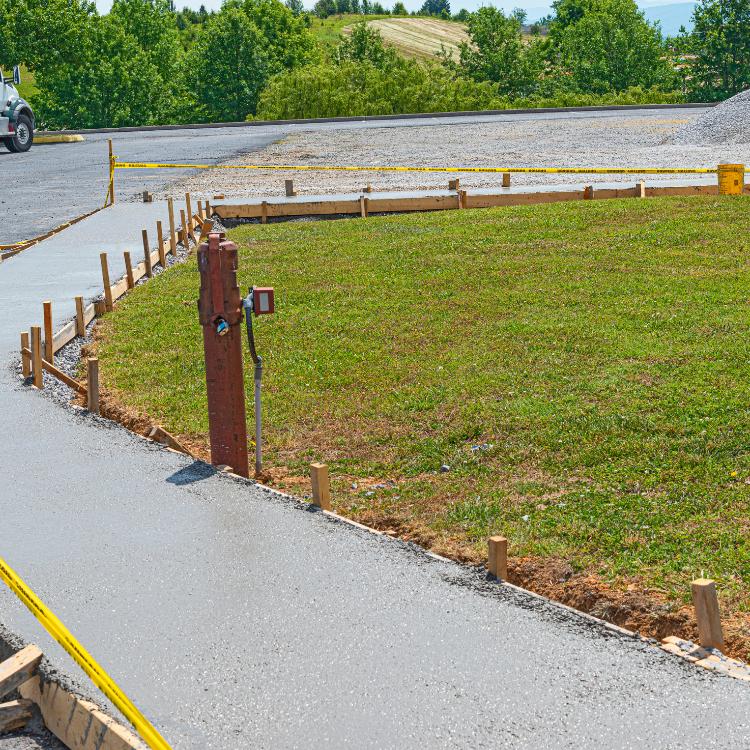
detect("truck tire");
top-left (5, 114), bottom-right (33, 152)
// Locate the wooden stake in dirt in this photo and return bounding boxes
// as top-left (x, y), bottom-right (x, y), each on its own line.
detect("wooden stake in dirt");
top-left (100, 253), bottom-right (113, 312)
top-left (488, 536), bottom-right (508, 580)
top-left (197, 201), bottom-right (205, 222)
top-left (87, 357), bottom-right (100, 414)
top-left (502, 172), bottom-right (511, 188)
top-left (285, 179), bottom-right (297, 197)
top-left (459, 189), bottom-right (468, 209)
top-left (691, 578), bottom-right (725, 651)
top-left (637, 181), bottom-right (646, 198)
top-left (42, 300), bottom-right (53, 364)
top-left (310, 463), bottom-right (331, 510)
top-left (31, 326), bottom-right (43, 389)
top-left (20, 332), bottom-right (30, 379)
top-left (0, 698), bottom-right (33, 733)
top-left (205, 200), bottom-right (212, 217)
top-left (74, 296), bottom-right (85, 337)
top-left (185, 193), bottom-right (196, 243)
top-left (123, 251), bottom-right (135, 289)
top-left (157, 220), bottom-right (166, 268)
top-left (584, 185), bottom-right (595, 200)
top-left (167, 197), bottom-right (177, 256)
top-left (359, 195), bottom-right (368, 218)
top-left (0, 644), bottom-right (42, 700)
top-left (179, 209), bottom-right (189, 249)
top-left (142, 229), bottom-right (152, 278)
top-left (261, 201), bottom-right (268, 225)
top-left (448, 178), bottom-right (460, 191)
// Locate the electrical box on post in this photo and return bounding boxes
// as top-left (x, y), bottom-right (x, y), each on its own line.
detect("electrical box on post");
top-left (253, 287), bottom-right (274, 316)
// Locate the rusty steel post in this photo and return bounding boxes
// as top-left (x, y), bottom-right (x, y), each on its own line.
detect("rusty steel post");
top-left (197, 232), bottom-right (250, 477)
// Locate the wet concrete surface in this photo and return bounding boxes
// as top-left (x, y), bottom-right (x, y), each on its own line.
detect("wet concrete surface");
top-left (3, 110), bottom-right (750, 748)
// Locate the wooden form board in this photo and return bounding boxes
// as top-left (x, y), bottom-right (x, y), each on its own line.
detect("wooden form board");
top-left (214, 184), bottom-right (724, 221)
top-left (20, 676), bottom-right (146, 750)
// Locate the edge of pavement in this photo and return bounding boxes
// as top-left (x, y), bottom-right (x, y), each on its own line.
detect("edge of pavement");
top-left (38, 102), bottom-right (714, 137)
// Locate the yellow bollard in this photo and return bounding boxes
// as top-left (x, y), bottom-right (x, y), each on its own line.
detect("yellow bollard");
top-left (717, 163), bottom-right (745, 195)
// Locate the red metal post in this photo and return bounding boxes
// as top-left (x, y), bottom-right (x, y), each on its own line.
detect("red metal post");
top-left (197, 232), bottom-right (249, 477)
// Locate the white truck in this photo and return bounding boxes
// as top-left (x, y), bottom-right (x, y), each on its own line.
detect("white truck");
top-left (1, 66), bottom-right (34, 152)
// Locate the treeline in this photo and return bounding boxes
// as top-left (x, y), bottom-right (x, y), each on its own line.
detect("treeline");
top-left (0, 0), bottom-right (747, 130)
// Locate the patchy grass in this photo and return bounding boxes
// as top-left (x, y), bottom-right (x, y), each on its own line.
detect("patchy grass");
top-left (310, 13), bottom-right (391, 50)
top-left (96, 197), bottom-right (750, 647)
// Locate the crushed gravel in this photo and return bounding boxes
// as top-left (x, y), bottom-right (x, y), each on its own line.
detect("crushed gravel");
top-left (155, 112), bottom-right (750, 199)
top-left (673, 89), bottom-right (750, 146)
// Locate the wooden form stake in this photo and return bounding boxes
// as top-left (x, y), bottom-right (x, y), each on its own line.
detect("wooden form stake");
top-left (157, 220), bottom-right (166, 268)
top-left (584, 185), bottom-right (594, 200)
top-left (107, 139), bottom-right (115, 205)
top-left (142, 229), bottom-right (152, 278)
top-left (31, 326), bottom-right (42, 388)
top-left (448, 178), bottom-right (460, 191)
top-left (124, 251), bottom-right (134, 289)
top-left (75, 296), bottom-right (85, 337)
top-left (0, 645), bottom-right (42, 699)
top-left (310, 463), bottom-right (331, 510)
top-left (488, 536), bottom-right (508, 580)
top-left (205, 200), bottom-right (212, 217)
top-left (180, 209), bottom-right (189, 248)
top-left (691, 578), bottom-right (725, 651)
top-left (42, 301), bottom-right (53, 364)
top-left (0, 698), bottom-right (33, 733)
top-left (459, 189), bottom-right (468, 209)
top-left (197, 201), bottom-right (205, 222)
top-left (285, 179), bottom-right (296, 197)
top-left (20, 332), bottom-right (30, 378)
top-left (261, 201), bottom-right (268, 224)
top-left (359, 195), bottom-right (369, 218)
top-left (637, 181), bottom-right (646, 198)
top-left (167, 197), bottom-right (177, 256)
top-left (502, 172), bottom-right (511, 188)
top-left (87, 357), bottom-right (100, 414)
top-left (100, 253), bottom-right (113, 312)
top-left (185, 193), bottom-right (196, 243)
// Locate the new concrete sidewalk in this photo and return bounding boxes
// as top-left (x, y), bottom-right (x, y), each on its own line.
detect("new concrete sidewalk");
top-left (1, 206), bottom-right (748, 749)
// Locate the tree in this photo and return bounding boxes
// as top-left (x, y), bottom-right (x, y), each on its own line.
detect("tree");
top-left (392, 0), bottom-right (407, 13)
top-left (240, 0), bottom-right (317, 71)
top-left (552, 0), bottom-right (673, 93)
top-left (183, 6), bottom-right (269, 120)
top-left (688, 0), bottom-right (750, 100)
top-left (419, 0), bottom-right (449, 16)
top-left (449, 7), bottom-right (544, 96)
top-left (313, 0), bottom-right (335, 15)
top-left (285, 0), bottom-right (304, 14)
top-left (336, 0), bottom-right (351, 12)
top-left (511, 7), bottom-right (527, 24)
top-left (34, 14), bottom-right (163, 128)
top-left (336, 21), bottom-right (397, 67)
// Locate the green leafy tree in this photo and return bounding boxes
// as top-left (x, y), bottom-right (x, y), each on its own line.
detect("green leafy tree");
top-left (313, 0), bottom-right (335, 15)
top-left (336, 21), bottom-right (397, 67)
top-left (419, 0), bottom-right (449, 16)
top-left (392, 1), bottom-right (407, 13)
top-left (688, 0), bottom-right (750, 100)
top-left (0, 0), bottom-right (95, 70)
top-left (448, 7), bottom-right (544, 96)
top-left (552, 0), bottom-right (673, 93)
top-left (183, 6), bottom-right (269, 120)
top-left (34, 14), bottom-right (163, 128)
top-left (239, 0), bottom-right (317, 69)
top-left (285, 0), bottom-right (304, 14)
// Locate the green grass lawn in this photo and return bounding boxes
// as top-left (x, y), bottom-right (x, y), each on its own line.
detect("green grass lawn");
top-left (16, 66), bottom-right (38, 105)
top-left (96, 196), bottom-right (750, 631)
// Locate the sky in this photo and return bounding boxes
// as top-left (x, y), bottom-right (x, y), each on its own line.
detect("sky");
top-left (94, 0), bottom-right (694, 14)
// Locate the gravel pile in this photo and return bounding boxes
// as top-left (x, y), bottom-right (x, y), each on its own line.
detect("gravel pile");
top-left (673, 89), bottom-right (750, 145)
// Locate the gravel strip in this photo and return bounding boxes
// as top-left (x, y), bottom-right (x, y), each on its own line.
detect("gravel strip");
top-left (154, 112), bottom-right (750, 199)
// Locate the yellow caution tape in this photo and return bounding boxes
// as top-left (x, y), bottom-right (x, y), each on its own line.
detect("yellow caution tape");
top-left (0, 555), bottom-right (171, 750)
top-left (114, 161), bottom-right (717, 175)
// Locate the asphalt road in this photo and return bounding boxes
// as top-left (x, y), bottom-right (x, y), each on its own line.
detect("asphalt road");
top-left (0, 106), bottom-right (710, 246)
top-left (3, 107), bottom-right (749, 748)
